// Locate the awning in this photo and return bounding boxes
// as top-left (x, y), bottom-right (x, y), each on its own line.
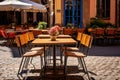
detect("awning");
top-left (0, 0), bottom-right (32, 11)
top-left (20, 0), bottom-right (47, 12)
top-left (0, 0), bottom-right (47, 12)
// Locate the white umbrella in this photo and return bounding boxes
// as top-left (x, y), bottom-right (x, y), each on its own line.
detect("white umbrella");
top-left (0, 0), bottom-right (32, 11)
top-left (20, 0), bottom-right (47, 12)
top-left (0, 0), bottom-right (32, 23)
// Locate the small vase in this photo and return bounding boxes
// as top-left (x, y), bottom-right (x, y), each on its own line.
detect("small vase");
top-left (50, 35), bottom-right (57, 41)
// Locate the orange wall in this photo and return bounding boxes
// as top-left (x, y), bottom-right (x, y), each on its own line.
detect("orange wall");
top-left (110, 0), bottom-right (116, 25)
top-left (90, 0), bottom-right (96, 18)
top-left (89, 0), bottom-right (116, 25)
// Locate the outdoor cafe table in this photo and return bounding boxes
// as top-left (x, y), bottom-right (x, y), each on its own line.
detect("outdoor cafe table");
top-left (32, 38), bottom-right (76, 74)
top-left (37, 34), bottom-right (71, 38)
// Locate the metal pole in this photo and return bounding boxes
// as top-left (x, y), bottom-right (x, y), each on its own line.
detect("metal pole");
top-left (49, 0), bottom-right (54, 27)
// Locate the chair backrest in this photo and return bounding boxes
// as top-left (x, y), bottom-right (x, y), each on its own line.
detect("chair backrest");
top-left (77, 28), bottom-right (85, 33)
top-left (76, 32), bottom-right (82, 41)
top-left (7, 32), bottom-right (16, 39)
top-left (15, 36), bottom-right (21, 47)
top-left (19, 33), bottom-right (29, 46)
top-left (63, 28), bottom-right (73, 35)
top-left (84, 34), bottom-right (93, 48)
top-left (80, 33), bottom-right (87, 45)
top-left (95, 28), bottom-right (104, 35)
top-left (27, 31), bottom-right (35, 41)
top-left (81, 34), bottom-right (93, 55)
top-left (0, 30), bottom-right (8, 38)
top-left (106, 28), bottom-right (116, 35)
top-left (15, 26), bottom-right (23, 31)
top-left (32, 30), bottom-right (42, 37)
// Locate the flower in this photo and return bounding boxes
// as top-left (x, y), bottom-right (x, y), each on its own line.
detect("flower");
top-left (48, 25), bottom-right (61, 36)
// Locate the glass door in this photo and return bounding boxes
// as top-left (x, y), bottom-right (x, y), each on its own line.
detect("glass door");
top-left (64, 0), bottom-right (83, 28)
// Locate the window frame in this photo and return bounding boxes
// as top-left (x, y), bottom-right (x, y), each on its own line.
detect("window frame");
top-left (96, 0), bottom-right (110, 19)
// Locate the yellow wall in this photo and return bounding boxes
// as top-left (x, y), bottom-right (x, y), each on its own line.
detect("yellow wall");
top-left (55, 0), bottom-right (62, 25)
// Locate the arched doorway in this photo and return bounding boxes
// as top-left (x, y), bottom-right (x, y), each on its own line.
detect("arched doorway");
top-left (64, 0), bottom-right (83, 28)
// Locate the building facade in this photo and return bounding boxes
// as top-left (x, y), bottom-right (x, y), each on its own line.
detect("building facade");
top-left (0, 0), bottom-right (119, 28)
top-left (39, 0), bottom-right (118, 28)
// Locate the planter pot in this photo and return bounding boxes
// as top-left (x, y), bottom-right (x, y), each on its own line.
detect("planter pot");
top-left (50, 36), bottom-right (57, 41)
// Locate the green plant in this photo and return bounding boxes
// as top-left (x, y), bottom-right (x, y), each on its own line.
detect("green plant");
top-left (38, 21), bottom-right (47, 29)
top-left (90, 17), bottom-right (107, 28)
top-left (66, 23), bottom-right (73, 28)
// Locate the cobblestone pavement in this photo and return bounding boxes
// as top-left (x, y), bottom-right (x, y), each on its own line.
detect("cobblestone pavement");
top-left (0, 45), bottom-right (120, 80)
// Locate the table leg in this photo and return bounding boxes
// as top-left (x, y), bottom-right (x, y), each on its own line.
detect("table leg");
top-left (53, 45), bottom-right (56, 73)
top-left (44, 45), bottom-right (47, 77)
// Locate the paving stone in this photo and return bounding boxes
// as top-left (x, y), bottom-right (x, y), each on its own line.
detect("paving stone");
top-left (0, 45), bottom-right (120, 80)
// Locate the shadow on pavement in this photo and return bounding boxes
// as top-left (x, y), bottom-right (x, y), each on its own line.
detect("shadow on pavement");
top-left (20, 66), bottom-right (96, 80)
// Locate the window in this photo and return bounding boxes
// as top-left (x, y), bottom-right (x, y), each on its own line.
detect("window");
top-left (96, 0), bottom-right (110, 19)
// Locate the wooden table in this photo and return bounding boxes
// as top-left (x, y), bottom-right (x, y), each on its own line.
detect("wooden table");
top-left (38, 34), bottom-right (71, 38)
top-left (32, 38), bottom-right (76, 74)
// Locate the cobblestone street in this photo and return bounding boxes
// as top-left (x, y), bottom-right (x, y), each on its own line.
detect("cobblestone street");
top-left (0, 45), bottom-right (120, 80)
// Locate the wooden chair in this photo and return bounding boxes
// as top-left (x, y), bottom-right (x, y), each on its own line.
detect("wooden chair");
top-left (62, 32), bottom-right (83, 51)
top-left (64, 34), bottom-right (93, 80)
top-left (17, 33), bottom-right (44, 79)
top-left (93, 27), bottom-right (105, 45)
top-left (31, 30), bottom-right (42, 37)
top-left (115, 28), bottom-right (120, 43)
top-left (63, 28), bottom-right (73, 35)
top-left (15, 36), bottom-right (21, 56)
top-left (27, 31), bottom-right (44, 51)
top-left (105, 28), bottom-right (116, 44)
top-left (77, 28), bottom-right (85, 33)
top-left (60, 32), bottom-right (83, 64)
top-left (0, 30), bottom-right (16, 46)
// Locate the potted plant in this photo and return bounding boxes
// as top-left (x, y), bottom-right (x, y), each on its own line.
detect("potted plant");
top-left (38, 21), bottom-right (47, 29)
top-left (66, 23), bottom-right (74, 28)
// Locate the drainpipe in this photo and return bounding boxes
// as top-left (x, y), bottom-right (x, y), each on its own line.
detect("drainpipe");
top-left (49, 0), bottom-right (54, 27)
top-left (116, 0), bottom-right (119, 27)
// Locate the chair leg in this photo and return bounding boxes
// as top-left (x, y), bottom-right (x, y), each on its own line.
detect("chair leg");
top-left (60, 46), bottom-right (63, 64)
top-left (24, 57), bottom-right (30, 69)
top-left (64, 56), bottom-right (68, 80)
top-left (78, 58), bottom-right (86, 72)
top-left (17, 57), bottom-right (25, 79)
top-left (29, 57), bottom-right (36, 69)
top-left (39, 55), bottom-right (43, 77)
top-left (64, 56), bottom-right (68, 75)
top-left (40, 56), bottom-right (43, 69)
top-left (81, 58), bottom-right (91, 80)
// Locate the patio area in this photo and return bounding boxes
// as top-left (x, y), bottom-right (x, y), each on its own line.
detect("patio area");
top-left (0, 41), bottom-right (120, 80)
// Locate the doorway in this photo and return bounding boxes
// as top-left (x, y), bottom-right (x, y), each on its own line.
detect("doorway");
top-left (64, 0), bottom-right (83, 28)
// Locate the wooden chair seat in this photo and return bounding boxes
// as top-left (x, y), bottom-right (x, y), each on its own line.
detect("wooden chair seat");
top-left (30, 47), bottom-right (44, 51)
top-left (62, 47), bottom-right (79, 51)
top-left (64, 51), bottom-right (86, 58)
top-left (23, 51), bottom-right (43, 57)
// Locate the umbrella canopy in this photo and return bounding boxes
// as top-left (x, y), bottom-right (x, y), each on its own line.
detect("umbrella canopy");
top-left (21, 0), bottom-right (47, 12)
top-left (0, 0), bottom-right (32, 11)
